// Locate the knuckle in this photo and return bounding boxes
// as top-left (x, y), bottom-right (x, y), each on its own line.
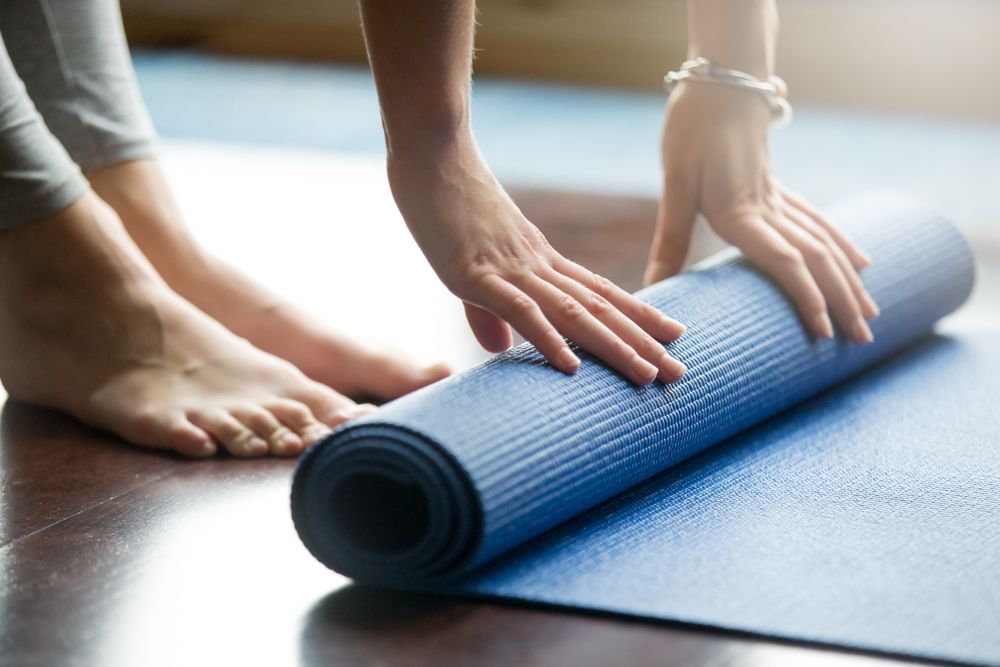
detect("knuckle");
top-left (812, 227), bottom-right (836, 247)
top-left (589, 272), bottom-right (614, 295)
top-left (774, 246), bottom-right (805, 269)
top-left (557, 294), bottom-right (585, 321)
top-left (587, 291), bottom-right (613, 317)
top-left (452, 266), bottom-right (493, 299)
top-left (508, 292), bottom-right (537, 315)
top-left (800, 240), bottom-right (830, 265)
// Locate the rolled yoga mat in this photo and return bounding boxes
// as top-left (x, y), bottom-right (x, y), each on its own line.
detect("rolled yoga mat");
top-left (293, 193), bottom-right (1000, 665)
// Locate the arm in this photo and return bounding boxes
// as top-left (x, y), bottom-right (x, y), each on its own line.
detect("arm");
top-left (648, 0), bottom-right (879, 343)
top-left (359, 0), bottom-right (687, 384)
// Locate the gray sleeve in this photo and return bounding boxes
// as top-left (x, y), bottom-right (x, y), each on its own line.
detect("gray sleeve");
top-left (0, 0), bottom-right (157, 171)
top-left (0, 28), bottom-right (87, 229)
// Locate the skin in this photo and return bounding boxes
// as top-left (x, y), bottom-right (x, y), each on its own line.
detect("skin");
top-left (87, 159), bottom-right (452, 401)
top-left (359, 0), bottom-right (689, 386)
top-left (649, 0), bottom-right (879, 342)
top-left (0, 0), bottom-right (877, 458)
top-left (360, 0), bottom-right (878, 376)
top-left (0, 192), bottom-right (381, 458)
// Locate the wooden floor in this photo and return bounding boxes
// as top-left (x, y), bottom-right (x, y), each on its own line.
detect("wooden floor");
top-left (2, 145), bottom-right (991, 667)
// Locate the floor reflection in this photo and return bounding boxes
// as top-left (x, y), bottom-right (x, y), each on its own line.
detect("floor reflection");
top-left (92, 467), bottom-right (348, 667)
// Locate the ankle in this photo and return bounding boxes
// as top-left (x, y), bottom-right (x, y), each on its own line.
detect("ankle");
top-left (87, 159), bottom-right (208, 281)
top-left (0, 192), bottom-right (162, 308)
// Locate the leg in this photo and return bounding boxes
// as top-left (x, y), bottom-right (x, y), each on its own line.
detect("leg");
top-left (0, 29), bottom-right (366, 458)
top-left (0, 0), bottom-right (450, 401)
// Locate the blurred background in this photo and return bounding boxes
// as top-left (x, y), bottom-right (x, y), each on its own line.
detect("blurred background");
top-left (122, 0), bottom-right (1000, 117)
top-left (111, 0), bottom-right (1000, 368)
top-left (118, 0), bottom-right (1000, 224)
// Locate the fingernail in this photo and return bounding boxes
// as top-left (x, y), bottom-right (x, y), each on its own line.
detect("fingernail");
top-left (632, 355), bottom-right (658, 384)
top-left (558, 347), bottom-right (581, 373)
top-left (854, 317), bottom-right (874, 343)
top-left (659, 353), bottom-right (687, 381)
top-left (857, 251), bottom-right (873, 268)
top-left (813, 313), bottom-right (834, 339)
top-left (662, 315), bottom-right (686, 337)
top-left (863, 294), bottom-right (881, 319)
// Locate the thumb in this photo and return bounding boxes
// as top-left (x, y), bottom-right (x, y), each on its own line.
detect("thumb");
top-left (644, 173), bottom-right (698, 285)
top-left (463, 302), bottom-right (513, 353)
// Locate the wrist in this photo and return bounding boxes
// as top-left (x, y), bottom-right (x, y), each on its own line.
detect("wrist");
top-left (382, 101), bottom-right (473, 159)
top-left (687, 0), bottom-right (777, 79)
top-left (385, 132), bottom-right (498, 226)
top-left (667, 83), bottom-right (773, 137)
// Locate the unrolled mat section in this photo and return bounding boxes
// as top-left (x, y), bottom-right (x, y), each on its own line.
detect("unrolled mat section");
top-left (293, 193), bottom-right (1000, 665)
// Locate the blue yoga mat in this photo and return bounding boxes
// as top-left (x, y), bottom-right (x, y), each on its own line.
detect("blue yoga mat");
top-left (292, 193), bottom-right (999, 665)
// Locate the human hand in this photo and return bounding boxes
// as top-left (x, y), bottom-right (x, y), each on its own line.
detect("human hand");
top-left (646, 84), bottom-right (879, 342)
top-left (388, 141), bottom-right (687, 385)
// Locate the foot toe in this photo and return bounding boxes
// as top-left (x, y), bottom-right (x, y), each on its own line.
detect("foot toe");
top-left (290, 382), bottom-right (357, 427)
top-left (230, 404), bottom-right (304, 457)
top-left (263, 399), bottom-right (331, 447)
top-left (121, 408), bottom-right (216, 458)
top-left (325, 402), bottom-right (378, 429)
top-left (364, 356), bottom-right (452, 401)
top-left (189, 409), bottom-right (268, 458)
top-left (164, 419), bottom-right (217, 458)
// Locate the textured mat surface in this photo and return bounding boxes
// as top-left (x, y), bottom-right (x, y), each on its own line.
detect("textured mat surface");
top-left (293, 194), bottom-right (998, 664)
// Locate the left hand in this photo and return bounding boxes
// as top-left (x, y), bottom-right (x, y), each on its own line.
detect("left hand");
top-left (645, 83), bottom-right (880, 343)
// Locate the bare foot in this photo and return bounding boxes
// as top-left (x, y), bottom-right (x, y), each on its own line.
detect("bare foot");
top-left (88, 159), bottom-right (451, 402)
top-left (0, 193), bottom-right (372, 458)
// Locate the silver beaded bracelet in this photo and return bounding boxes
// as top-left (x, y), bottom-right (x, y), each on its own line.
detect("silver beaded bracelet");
top-left (663, 57), bottom-right (792, 127)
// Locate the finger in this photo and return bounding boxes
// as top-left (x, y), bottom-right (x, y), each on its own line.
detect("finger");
top-left (188, 409), bottom-right (268, 458)
top-left (545, 268), bottom-right (686, 382)
top-left (646, 171), bottom-right (698, 285)
top-left (783, 204), bottom-right (880, 320)
top-left (780, 185), bottom-right (872, 269)
top-left (264, 398), bottom-right (331, 448)
top-left (230, 404), bottom-right (304, 457)
top-left (474, 274), bottom-right (581, 374)
top-left (516, 274), bottom-right (659, 385)
top-left (555, 257), bottom-right (686, 341)
top-left (464, 302), bottom-right (513, 353)
top-left (767, 213), bottom-right (873, 344)
top-left (717, 216), bottom-right (834, 339)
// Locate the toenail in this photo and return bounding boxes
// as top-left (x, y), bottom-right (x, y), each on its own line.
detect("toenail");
top-left (348, 404), bottom-right (377, 417)
top-left (303, 425), bottom-right (330, 443)
top-left (327, 404), bottom-right (372, 424)
top-left (279, 432), bottom-right (301, 449)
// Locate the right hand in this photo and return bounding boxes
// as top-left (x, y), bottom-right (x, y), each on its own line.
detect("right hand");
top-left (387, 141), bottom-right (688, 386)
top-left (647, 83), bottom-right (879, 342)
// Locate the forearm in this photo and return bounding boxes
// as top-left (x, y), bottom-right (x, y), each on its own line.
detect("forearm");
top-left (358, 0), bottom-right (475, 161)
top-left (687, 0), bottom-right (778, 78)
